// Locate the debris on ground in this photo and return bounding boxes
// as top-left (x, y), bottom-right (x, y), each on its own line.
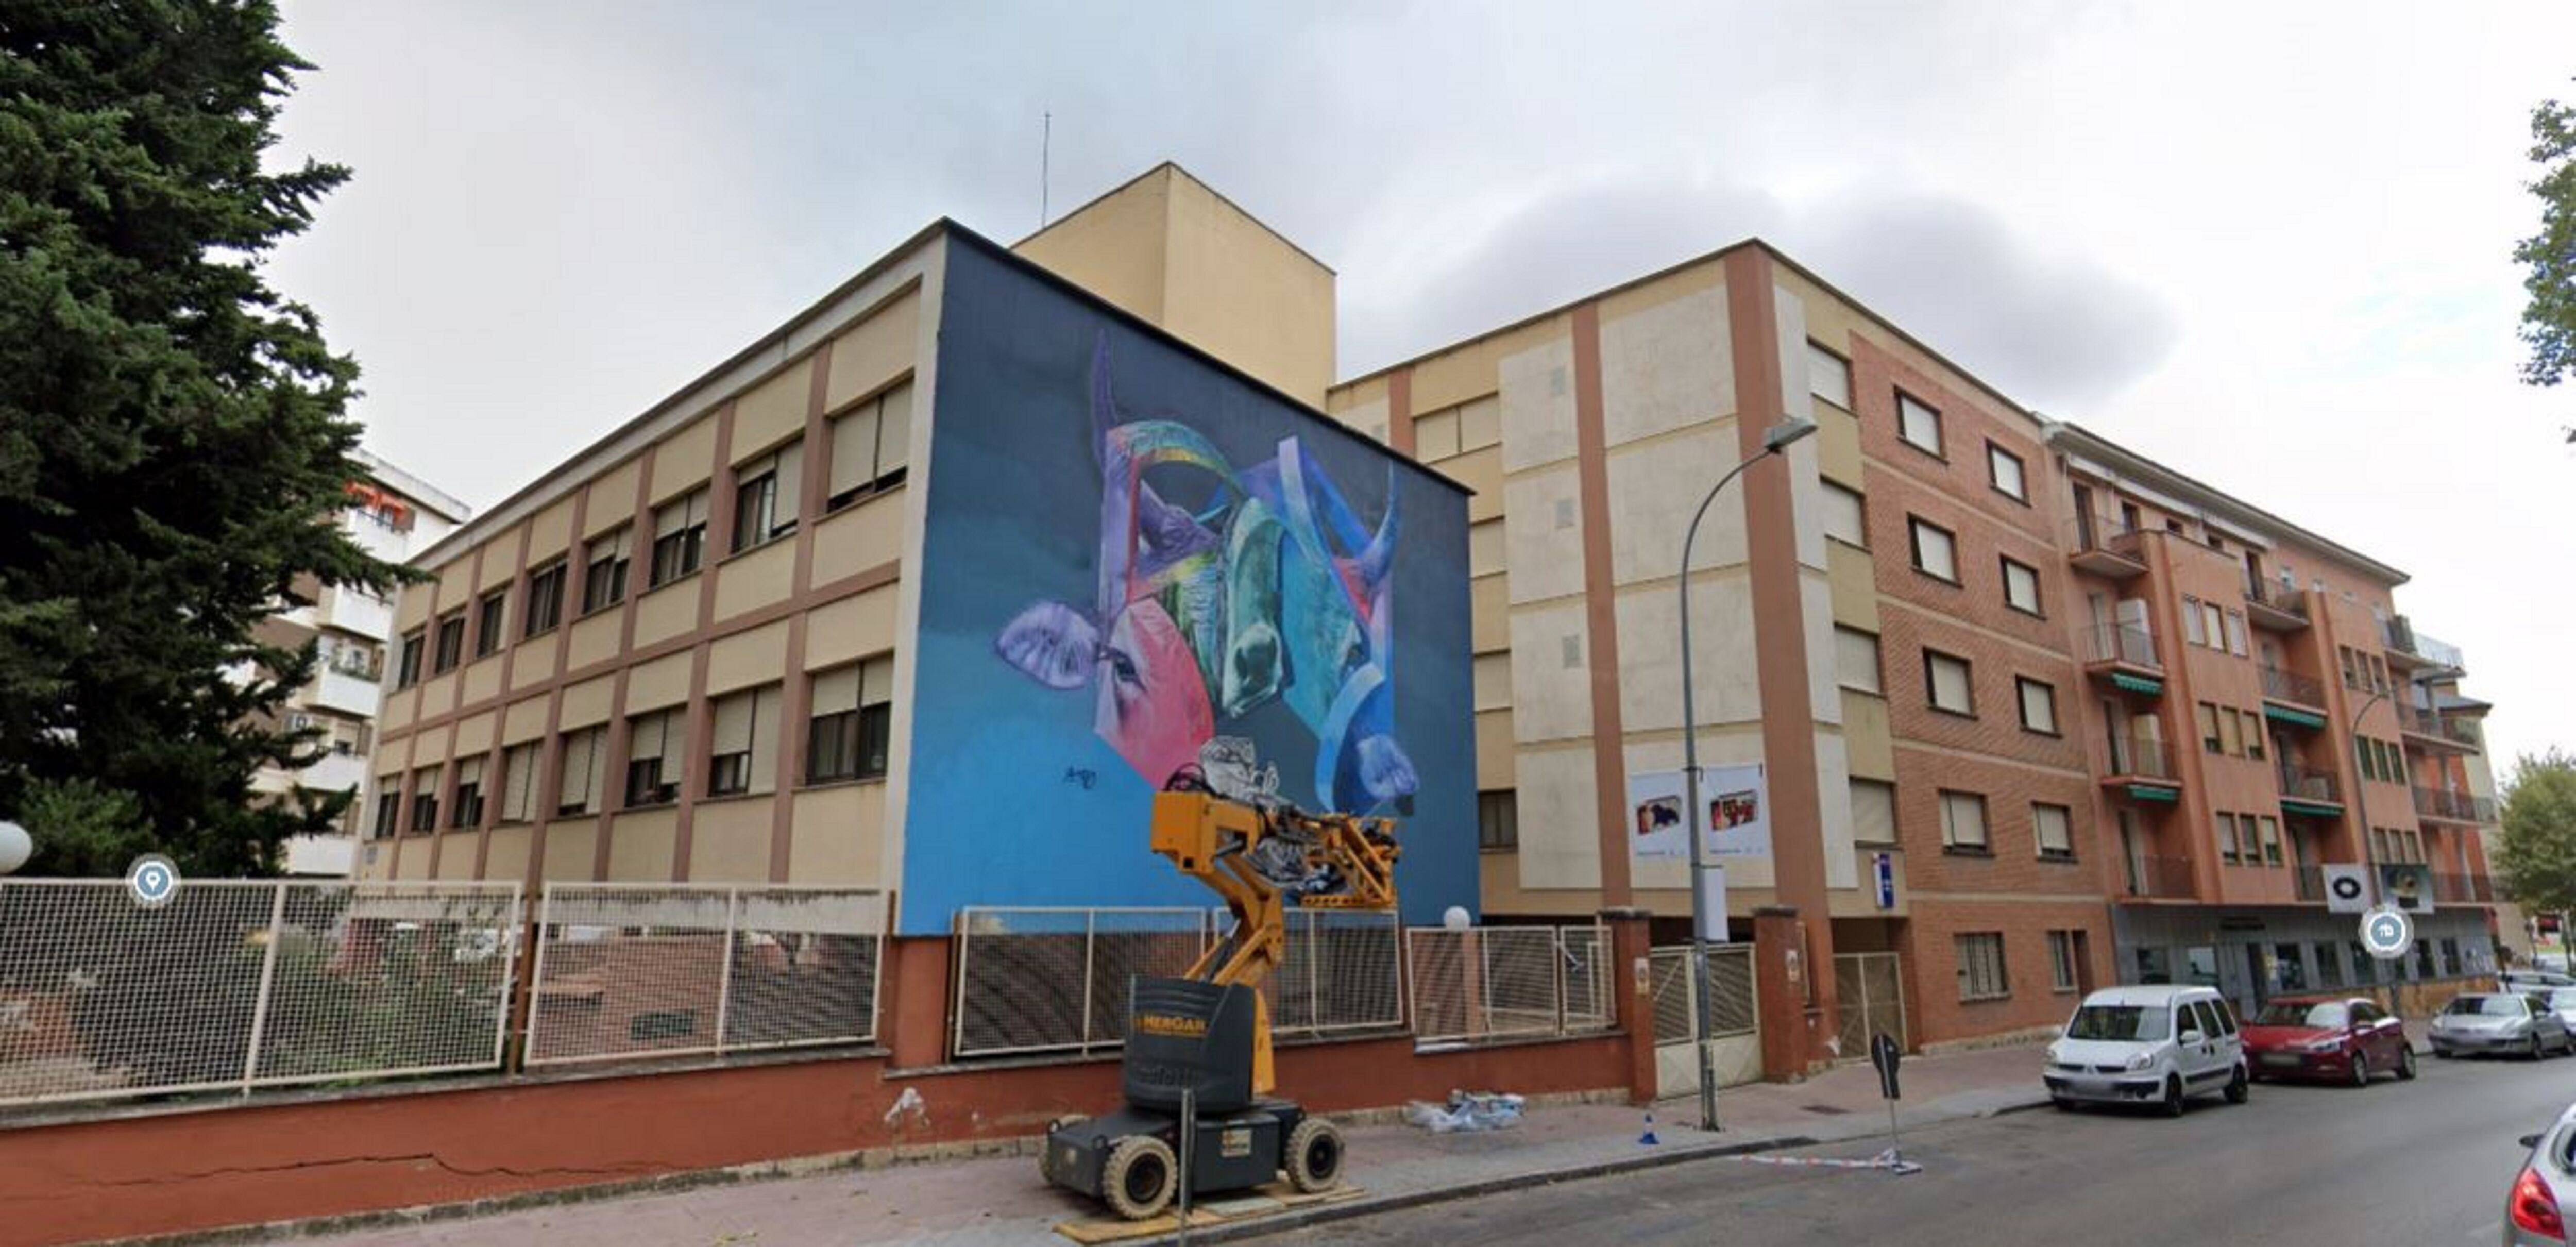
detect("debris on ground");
top-left (1404, 1090), bottom-right (1526, 1133)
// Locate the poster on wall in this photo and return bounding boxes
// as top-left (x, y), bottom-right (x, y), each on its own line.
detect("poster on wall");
top-left (1627, 770), bottom-right (1690, 861)
top-left (2379, 863), bottom-right (2436, 915)
top-left (1702, 762), bottom-right (1771, 858)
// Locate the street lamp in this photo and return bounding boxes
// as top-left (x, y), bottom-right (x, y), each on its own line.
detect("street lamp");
top-left (0, 819), bottom-right (30, 875)
top-left (1679, 414), bottom-right (1817, 1132)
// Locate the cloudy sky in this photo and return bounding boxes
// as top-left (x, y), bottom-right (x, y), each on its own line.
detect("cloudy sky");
top-left (266, 1), bottom-right (2575, 769)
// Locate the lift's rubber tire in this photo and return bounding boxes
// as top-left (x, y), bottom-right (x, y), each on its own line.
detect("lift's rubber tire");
top-left (1284, 1118), bottom-right (1345, 1193)
top-left (1101, 1135), bottom-right (1177, 1221)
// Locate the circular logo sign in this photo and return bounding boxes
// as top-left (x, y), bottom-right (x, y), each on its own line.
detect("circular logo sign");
top-left (2360, 905), bottom-right (2413, 958)
top-left (125, 854), bottom-right (181, 909)
top-left (2328, 872), bottom-right (2367, 905)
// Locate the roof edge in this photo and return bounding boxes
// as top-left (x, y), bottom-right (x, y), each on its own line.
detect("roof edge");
top-left (2043, 420), bottom-right (2409, 586)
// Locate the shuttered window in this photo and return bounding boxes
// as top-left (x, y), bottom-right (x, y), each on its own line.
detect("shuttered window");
top-left (1807, 343), bottom-right (1852, 409)
top-left (1821, 482), bottom-right (1866, 548)
top-left (808, 654), bottom-right (894, 783)
top-left (828, 381), bottom-right (912, 512)
top-left (1939, 790), bottom-right (1988, 850)
top-left (499, 742), bottom-right (540, 823)
top-left (707, 684), bottom-right (780, 797)
top-left (1836, 627), bottom-right (1882, 694)
top-left (623, 708), bottom-right (686, 807)
top-left (449, 756), bottom-right (485, 829)
top-left (1850, 780), bottom-right (1896, 846)
top-left (1924, 650), bottom-right (1973, 715)
top-left (556, 727), bottom-right (603, 817)
top-left (2033, 803), bottom-right (2073, 858)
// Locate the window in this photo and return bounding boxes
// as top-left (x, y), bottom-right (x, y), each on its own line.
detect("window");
top-left (2243, 714), bottom-right (2266, 762)
top-left (432, 610), bottom-right (465, 673)
top-left (523, 560), bottom-right (566, 637)
top-left (1807, 342), bottom-right (1852, 409)
top-left (650, 490), bottom-right (710, 587)
top-left (827, 380), bottom-right (912, 511)
top-left (706, 684), bottom-right (780, 797)
top-left (1479, 791), bottom-right (1519, 852)
top-left (730, 439), bottom-right (804, 554)
top-left (408, 766), bottom-right (440, 834)
top-left (1939, 790), bottom-right (1989, 851)
top-left (449, 756), bottom-right (485, 829)
top-left (2218, 706), bottom-right (2242, 757)
top-left (1924, 650), bottom-right (1974, 716)
top-left (2257, 815), bottom-right (2282, 866)
top-left (396, 629), bottom-right (424, 689)
top-left (1956, 932), bottom-right (2008, 1001)
top-left (583, 528), bottom-right (631, 615)
top-left (807, 655), bottom-right (895, 783)
top-left (2047, 931), bottom-right (2079, 992)
top-left (1820, 482), bottom-right (1867, 548)
top-left (2201, 602), bottom-right (2226, 649)
top-left (2340, 645), bottom-right (2361, 690)
top-left (1851, 779), bottom-right (1897, 845)
top-left (2000, 557), bottom-right (2042, 615)
top-left (2016, 677), bottom-right (2058, 734)
top-left (1988, 442), bottom-right (2027, 502)
top-left (1468, 519), bottom-right (1504, 576)
top-left (1897, 391), bottom-right (1943, 456)
top-left (1472, 653), bottom-right (1513, 711)
top-left (498, 742), bottom-right (540, 823)
top-left (623, 707), bottom-right (686, 807)
top-left (2357, 737), bottom-right (2377, 782)
top-left (473, 590), bottom-right (507, 659)
top-left (1907, 516), bottom-right (1957, 582)
top-left (2316, 943), bottom-right (2345, 989)
top-left (1835, 627), bottom-right (1883, 695)
top-left (555, 727), bottom-right (604, 817)
top-left (370, 785), bottom-right (401, 839)
top-left (2033, 803), bottom-right (2074, 860)
top-left (2215, 811), bottom-right (2242, 864)
top-left (2183, 597), bottom-right (2207, 647)
top-left (2199, 702), bottom-right (2223, 754)
top-left (2223, 609), bottom-right (2248, 657)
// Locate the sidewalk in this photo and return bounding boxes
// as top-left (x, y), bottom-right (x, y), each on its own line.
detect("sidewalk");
top-left (277, 1042), bottom-right (2050, 1247)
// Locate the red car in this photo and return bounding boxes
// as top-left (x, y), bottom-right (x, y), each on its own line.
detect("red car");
top-left (2242, 995), bottom-right (2417, 1085)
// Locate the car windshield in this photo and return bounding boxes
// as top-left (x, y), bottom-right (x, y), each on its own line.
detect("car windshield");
top-left (2065, 1004), bottom-right (2172, 1041)
top-left (2445, 995), bottom-right (2523, 1017)
top-left (2253, 1002), bottom-right (2348, 1029)
top-left (2554, 989), bottom-right (2576, 1009)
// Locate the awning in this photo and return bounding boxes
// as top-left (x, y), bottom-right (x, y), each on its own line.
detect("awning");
top-left (2280, 797), bottom-right (2344, 819)
top-left (2124, 784), bottom-right (2180, 803)
top-left (2263, 703), bottom-right (2327, 729)
top-left (2111, 673), bottom-right (2163, 696)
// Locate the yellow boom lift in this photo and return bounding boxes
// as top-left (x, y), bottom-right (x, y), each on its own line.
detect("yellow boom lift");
top-left (1039, 778), bottom-right (1401, 1220)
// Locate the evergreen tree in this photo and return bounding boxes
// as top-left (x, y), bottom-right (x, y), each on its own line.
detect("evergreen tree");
top-left (0, 1), bottom-right (405, 875)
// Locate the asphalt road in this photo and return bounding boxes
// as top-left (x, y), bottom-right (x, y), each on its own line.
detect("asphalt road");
top-left (1269, 1050), bottom-right (2576, 1246)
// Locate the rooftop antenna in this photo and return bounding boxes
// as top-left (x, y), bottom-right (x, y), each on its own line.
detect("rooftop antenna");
top-left (1040, 111), bottom-right (1052, 228)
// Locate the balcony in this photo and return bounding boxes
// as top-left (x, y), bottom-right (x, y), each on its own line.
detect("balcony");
top-left (2382, 616), bottom-right (2466, 675)
top-left (2081, 622), bottom-right (2164, 697)
top-left (2064, 515), bottom-right (2147, 579)
top-left (2398, 705), bottom-right (2481, 754)
top-left (311, 667), bottom-right (381, 718)
top-left (2275, 763), bottom-right (2344, 815)
top-left (2259, 666), bottom-right (2328, 713)
top-left (2413, 787), bottom-right (2497, 824)
top-left (2294, 865), bottom-right (2326, 902)
top-left (2123, 854), bottom-right (2198, 900)
top-left (2431, 872), bottom-right (2498, 905)
top-left (2242, 579), bottom-right (2310, 631)
top-left (2102, 735), bottom-right (2183, 800)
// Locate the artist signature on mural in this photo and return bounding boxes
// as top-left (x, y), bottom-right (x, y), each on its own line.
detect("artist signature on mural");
top-left (1061, 767), bottom-right (1098, 790)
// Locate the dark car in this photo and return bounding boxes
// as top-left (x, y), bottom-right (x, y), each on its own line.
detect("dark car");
top-left (2241, 996), bottom-right (2415, 1085)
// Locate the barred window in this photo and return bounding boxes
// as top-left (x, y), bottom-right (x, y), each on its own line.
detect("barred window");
top-left (1957, 932), bottom-right (2009, 1001)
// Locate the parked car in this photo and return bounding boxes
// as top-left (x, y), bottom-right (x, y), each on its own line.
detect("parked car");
top-left (2507, 1101), bottom-right (2576, 1245)
top-left (2043, 984), bottom-right (2249, 1117)
top-left (2536, 952), bottom-right (2572, 975)
top-left (2241, 996), bottom-right (2415, 1085)
top-left (2432, 992), bottom-right (2575, 1059)
top-left (2547, 988), bottom-right (2576, 1033)
top-left (2502, 970), bottom-right (2575, 993)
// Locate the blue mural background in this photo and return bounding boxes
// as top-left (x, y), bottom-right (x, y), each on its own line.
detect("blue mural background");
top-left (900, 237), bottom-right (1474, 935)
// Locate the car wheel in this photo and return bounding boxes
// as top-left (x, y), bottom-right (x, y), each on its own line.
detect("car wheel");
top-left (2530, 1035), bottom-right (2546, 1062)
top-left (2433, 1045), bottom-right (2453, 1059)
top-left (2161, 1074), bottom-right (2185, 1118)
top-left (1101, 1135), bottom-right (1177, 1222)
top-left (2348, 1051), bottom-right (2369, 1087)
top-left (2052, 1096), bottom-right (2077, 1111)
top-left (2395, 1044), bottom-right (2417, 1081)
top-left (2224, 1064), bottom-right (2249, 1104)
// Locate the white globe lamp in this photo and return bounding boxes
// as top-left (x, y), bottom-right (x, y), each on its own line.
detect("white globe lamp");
top-left (1442, 905), bottom-right (1471, 932)
top-left (0, 820), bottom-right (31, 875)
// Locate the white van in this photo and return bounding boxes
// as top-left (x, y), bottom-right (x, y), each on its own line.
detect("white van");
top-left (2042, 984), bottom-right (2249, 1116)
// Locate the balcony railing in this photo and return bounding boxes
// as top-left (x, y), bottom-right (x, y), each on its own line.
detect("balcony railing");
top-left (2106, 735), bottom-right (2180, 782)
top-left (2412, 787), bottom-right (2497, 823)
top-left (2124, 854), bottom-right (2198, 900)
top-left (2082, 622), bottom-right (2162, 672)
top-left (2259, 666), bottom-right (2326, 709)
top-left (2431, 872), bottom-right (2497, 904)
top-left (2242, 578), bottom-right (2310, 629)
top-left (2276, 763), bottom-right (2343, 806)
top-left (2064, 515), bottom-right (2147, 577)
top-left (2382, 616), bottom-right (2466, 672)
top-left (2398, 706), bottom-right (2482, 751)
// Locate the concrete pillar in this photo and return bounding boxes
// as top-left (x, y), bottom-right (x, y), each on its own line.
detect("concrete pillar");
top-left (881, 934), bottom-right (952, 1069)
top-left (1600, 907), bottom-right (1657, 1105)
top-left (1753, 905), bottom-right (1818, 1081)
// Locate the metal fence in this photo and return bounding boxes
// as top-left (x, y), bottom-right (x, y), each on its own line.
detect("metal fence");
top-left (524, 885), bottom-right (886, 1067)
top-left (0, 880), bottom-right (522, 1108)
top-left (1648, 944), bottom-right (1757, 1044)
top-left (952, 907), bottom-right (1213, 1059)
top-left (1833, 951), bottom-right (1907, 1057)
top-left (1231, 909), bottom-right (1405, 1040)
top-left (1406, 925), bottom-right (1616, 1047)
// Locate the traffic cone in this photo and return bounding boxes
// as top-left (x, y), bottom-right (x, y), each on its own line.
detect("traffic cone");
top-left (1639, 1110), bottom-right (1659, 1146)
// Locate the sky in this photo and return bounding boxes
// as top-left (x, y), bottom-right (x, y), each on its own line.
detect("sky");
top-left (265, 0), bottom-right (2576, 771)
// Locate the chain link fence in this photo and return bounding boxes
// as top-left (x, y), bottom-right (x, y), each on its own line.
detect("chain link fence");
top-left (1406, 924), bottom-right (1616, 1047)
top-left (524, 885), bottom-right (886, 1067)
top-left (0, 880), bottom-right (521, 1108)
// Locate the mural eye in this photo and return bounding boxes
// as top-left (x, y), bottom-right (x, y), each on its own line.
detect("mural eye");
top-left (1102, 645), bottom-right (1141, 687)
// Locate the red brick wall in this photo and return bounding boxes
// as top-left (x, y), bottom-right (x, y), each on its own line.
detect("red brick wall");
top-left (1898, 898), bottom-right (2114, 1047)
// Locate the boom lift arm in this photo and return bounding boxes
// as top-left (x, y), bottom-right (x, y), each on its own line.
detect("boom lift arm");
top-left (1147, 781), bottom-right (1400, 1097)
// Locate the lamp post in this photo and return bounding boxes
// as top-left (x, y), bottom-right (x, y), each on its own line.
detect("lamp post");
top-left (1679, 415), bottom-right (1816, 1133)
top-left (0, 819), bottom-right (30, 875)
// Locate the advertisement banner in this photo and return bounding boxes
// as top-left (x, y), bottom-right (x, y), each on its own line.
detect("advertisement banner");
top-left (2379, 863), bottom-right (2435, 915)
top-left (1702, 763), bottom-right (1771, 858)
top-left (1627, 770), bottom-right (1691, 861)
top-left (2321, 864), bottom-right (2371, 914)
